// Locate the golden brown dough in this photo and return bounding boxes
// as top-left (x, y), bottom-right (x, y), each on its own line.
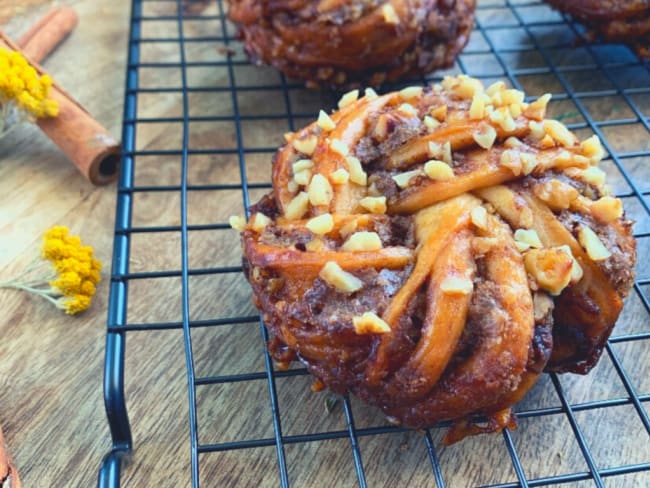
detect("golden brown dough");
top-left (234, 75), bottom-right (636, 441)
top-left (545, 0), bottom-right (650, 58)
top-left (227, 0), bottom-right (476, 88)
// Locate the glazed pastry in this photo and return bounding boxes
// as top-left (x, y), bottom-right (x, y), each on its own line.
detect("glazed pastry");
top-left (545, 0), bottom-right (650, 58)
top-left (228, 0), bottom-right (476, 88)
top-left (233, 76), bottom-right (636, 441)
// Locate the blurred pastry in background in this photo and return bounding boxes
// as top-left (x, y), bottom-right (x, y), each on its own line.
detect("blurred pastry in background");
top-left (228, 0), bottom-right (476, 88)
top-left (545, 0), bottom-right (650, 58)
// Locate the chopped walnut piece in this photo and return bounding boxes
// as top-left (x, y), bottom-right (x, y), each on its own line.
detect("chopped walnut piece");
top-left (441, 142), bottom-right (452, 165)
top-left (308, 174), bottom-right (334, 206)
top-left (229, 215), bottom-right (246, 231)
top-left (520, 153), bottom-right (538, 176)
top-left (430, 104), bottom-right (448, 122)
top-left (284, 191), bottom-right (310, 220)
top-left (424, 160), bottom-right (454, 180)
top-left (306, 237), bottom-right (327, 252)
top-left (472, 237), bottom-right (499, 255)
top-left (250, 212), bottom-right (272, 232)
top-left (330, 138), bottom-right (350, 156)
top-left (392, 169), bottom-right (422, 189)
top-left (471, 206), bottom-right (488, 229)
top-left (500, 149), bottom-right (522, 176)
top-left (571, 155), bottom-right (591, 168)
top-left (293, 169), bottom-right (312, 186)
top-left (504, 136), bottom-right (523, 148)
top-left (399, 86), bottom-right (423, 99)
top-left (489, 107), bottom-right (516, 132)
top-left (591, 196), bottom-right (623, 223)
top-left (509, 103), bottom-right (522, 118)
top-left (543, 120), bottom-right (576, 148)
top-left (292, 159), bottom-right (313, 173)
top-left (578, 225), bottom-right (612, 261)
top-left (397, 103), bottom-right (418, 117)
top-left (360, 196), bottom-right (387, 214)
top-left (346, 156), bottom-right (367, 186)
top-left (320, 261), bottom-right (363, 293)
top-left (581, 135), bottom-right (605, 165)
top-left (528, 121), bottom-right (545, 141)
top-left (373, 114), bottom-right (390, 140)
top-left (307, 213), bottom-right (334, 235)
top-left (338, 89), bottom-right (359, 109)
top-left (557, 245), bottom-right (584, 284)
top-left (514, 228), bottom-right (543, 251)
top-left (486, 81), bottom-right (506, 97)
top-left (581, 166), bottom-right (607, 187)
top-left (423, 115), bottom-right (440, 131)
top-left (339, 219), bottom-right (358, 238)
top-left (524, 248), bottom-right (573, 296)
top-left (469, 94), bottom-right (487, 120)
top-left (341, 231), bottom-right (383, 251)
top-left (473, 125), bottom-right (497, 149)
top-left (539, 134), bottom-right (555, 149)
top-left (440, 276), bottom-right (474, 295)
top-left (381, 4), bottom-right (400, 25)
top-left (330, 168), bottom-right (350, 185)
top-left (501, 89), bottom-right (525, 106)
top-left (353, 312), bottom-right (391, 334)
top-left (428, 141), bottom-right (442, 158)
top-left (533, 179), bottom-right (579, 210)
top-left (317, 110), bottom-right (336, 131)
top-left (524, 93), bottom-right (551, 121)
top-left (454, 76), bottom-right (484, 99)
top-left (365, 87), bottom-right (379, 100)
top-left (293, 135), bottom-right (318, 155)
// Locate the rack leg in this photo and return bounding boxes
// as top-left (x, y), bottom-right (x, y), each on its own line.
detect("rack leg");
top-left (97, 331), bottom-right (132, 488)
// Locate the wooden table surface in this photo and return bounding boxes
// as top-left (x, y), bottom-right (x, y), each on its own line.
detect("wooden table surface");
top-left (1, 1), bottom-right (649, 487)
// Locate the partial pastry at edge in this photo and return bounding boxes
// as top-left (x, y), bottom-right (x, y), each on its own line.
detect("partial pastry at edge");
top-left (227, 0), bottom-right (476, 88)
top-left (545, 0), bottom-right (650, 58)
top-left (232, 76), bottom-right (636, 442)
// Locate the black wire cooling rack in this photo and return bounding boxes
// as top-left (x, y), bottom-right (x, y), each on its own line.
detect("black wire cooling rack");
top-left (98, 0), bottom-right (650, 486)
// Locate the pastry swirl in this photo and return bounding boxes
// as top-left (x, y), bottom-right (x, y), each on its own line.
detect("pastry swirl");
top-left (227, 0), bottom-right (476, 88)
top-left (234, 76), bottom-right (636, 441)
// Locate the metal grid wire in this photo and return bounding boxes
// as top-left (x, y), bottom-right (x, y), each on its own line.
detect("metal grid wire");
top-left (98, 0), bottom-right (650, 486)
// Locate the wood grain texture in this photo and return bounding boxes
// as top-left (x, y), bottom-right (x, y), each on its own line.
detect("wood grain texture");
top-left (1, 1), bottom-right (649, 487)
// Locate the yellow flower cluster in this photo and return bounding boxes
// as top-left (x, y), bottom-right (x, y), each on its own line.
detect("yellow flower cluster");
top-left (0, 226), bottom-right (102, 316)
top-left (42, 226), bottom-right (102, 314)
top-left (0, 48), bottom-right (59, 120)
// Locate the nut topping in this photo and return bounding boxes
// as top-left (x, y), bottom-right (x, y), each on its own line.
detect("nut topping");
top-left (317, 110), bottom-right (336, 131)
top-left (353, 312), bottom-right (391, 334)
top-left (306, 213), bottom-right (334, 235)
top-left (293, 135), bottom-right (318, 155)
top-left (284, 191), bottom-right (310, 220)
top-left (578, 225), bottom-right (612, 261)
top-left (341, 231), bottom-right (383, 251)
top-left (320, 261), bottom-right (363, 293)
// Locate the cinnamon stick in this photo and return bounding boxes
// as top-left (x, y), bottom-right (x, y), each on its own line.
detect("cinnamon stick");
top-left (0, 427), bottom-right (21, 488)
top-left (17, 6), bottom-right (78, 64)
top-left (1, 20), bottom-right (120, 185)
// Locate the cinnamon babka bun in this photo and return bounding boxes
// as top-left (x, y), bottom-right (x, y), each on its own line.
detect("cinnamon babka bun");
top-left (228, 0), bottom-right (476, 88)
top-left (232, 75), bottom-right (636, 442)
top-left (545, 0), bottom-right (650, 58)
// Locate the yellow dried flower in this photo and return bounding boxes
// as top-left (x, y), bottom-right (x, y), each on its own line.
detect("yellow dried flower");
top-left (0, 48), bottom-right (59, 138)
top-left (0, 226), bottom-right (102, 315)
